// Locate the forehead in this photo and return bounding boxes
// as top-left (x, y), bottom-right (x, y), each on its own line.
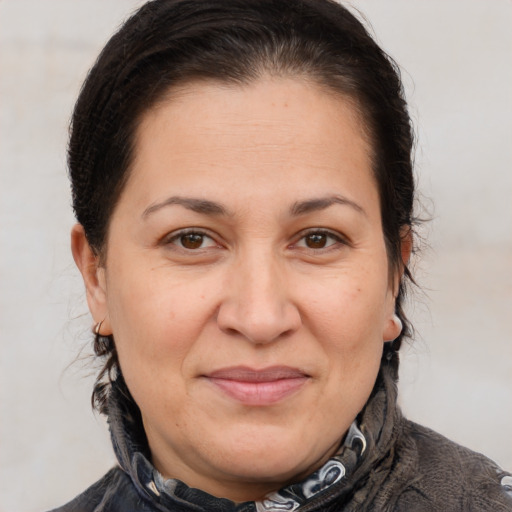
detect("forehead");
top-left (125, 77), bottom-right (378, 215)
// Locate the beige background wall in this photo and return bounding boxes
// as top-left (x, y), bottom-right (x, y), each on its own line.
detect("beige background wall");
top-left (1, 1), bottom-right (511, 510)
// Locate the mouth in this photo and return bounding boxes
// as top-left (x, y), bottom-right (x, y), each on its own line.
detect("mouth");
top-left (203, 366), bottom-right (309, 406)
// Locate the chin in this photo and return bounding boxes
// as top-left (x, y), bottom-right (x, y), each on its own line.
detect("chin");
top-left (211, 425), bottom-right (331, 483)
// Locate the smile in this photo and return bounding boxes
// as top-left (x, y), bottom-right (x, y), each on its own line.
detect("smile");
top-left (204, 366), bottom-right (309, 406)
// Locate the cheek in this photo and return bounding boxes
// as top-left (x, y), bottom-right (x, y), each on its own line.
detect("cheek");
top-left (302, 269), bottom-right (389, 348)
top-left (105, 263), bottom-right (217, 381)
top-left (300, 268), bottom-right (389, 405)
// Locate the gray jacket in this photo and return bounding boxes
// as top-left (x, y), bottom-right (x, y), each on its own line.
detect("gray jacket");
top-left (51, 354), bottom-right (512, 511)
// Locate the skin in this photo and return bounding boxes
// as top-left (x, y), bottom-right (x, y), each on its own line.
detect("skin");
top-left (72, 77), bottom-right (407, 502)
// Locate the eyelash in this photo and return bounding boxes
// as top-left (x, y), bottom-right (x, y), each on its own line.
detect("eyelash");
top-left (162, 227), bottom-right (348, 254)
top-left (162, 228), bottom-right (219, 251)
top-left (292, 229), bottom-right (349, 252)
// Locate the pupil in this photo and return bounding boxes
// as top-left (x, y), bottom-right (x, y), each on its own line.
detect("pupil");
top-left (306, 233), bottom-right (327, 248)
top-left (181, 233), bottom-right (203, 249)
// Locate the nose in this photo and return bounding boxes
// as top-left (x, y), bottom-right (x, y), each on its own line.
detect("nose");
top-left (216, 251), bottom-right (302, 344)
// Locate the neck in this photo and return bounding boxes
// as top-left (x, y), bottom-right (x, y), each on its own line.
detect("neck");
top-left (150, 443), bottom-right (339, 503)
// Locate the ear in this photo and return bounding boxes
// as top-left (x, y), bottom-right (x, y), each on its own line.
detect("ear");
top-left (383, 226), bottom-right (413, 341)
top-left (390, 226), bottom-right (413, 295)
top-left (400, 225), bottom-right (413, 269)
top-left (71, 224), bottom-right (112, 335)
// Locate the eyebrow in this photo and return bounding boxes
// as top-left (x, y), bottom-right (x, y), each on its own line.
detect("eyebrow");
top-left (142, 193), bottom-right (366, 219)
top-left (290, 195), bottom-right (366, 217)
top-left (142, 196), bottom-right (229, 218)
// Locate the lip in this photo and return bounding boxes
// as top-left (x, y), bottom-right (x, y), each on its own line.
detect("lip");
top-left (204, 366), bottom-right (309, 406)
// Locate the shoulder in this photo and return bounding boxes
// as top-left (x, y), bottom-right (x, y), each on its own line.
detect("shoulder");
top-left (392, 419), bottom-right (512, 511)
top-left (47, 467), bottom-right (154, 512)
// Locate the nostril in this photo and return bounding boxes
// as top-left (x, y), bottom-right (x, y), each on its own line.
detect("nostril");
top-left (281, 328), bottom-right (295, 339)
top-left (224, 327), bottom-right (241, 337)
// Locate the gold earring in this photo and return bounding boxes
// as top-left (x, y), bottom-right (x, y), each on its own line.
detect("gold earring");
top-left (94, 320), bottom-right (104, 336)
top-left (93, 319), bottom-right (113, 355)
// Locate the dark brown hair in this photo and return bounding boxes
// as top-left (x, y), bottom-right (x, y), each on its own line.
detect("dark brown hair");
top-left (68, 0), bottom-right (416, 413)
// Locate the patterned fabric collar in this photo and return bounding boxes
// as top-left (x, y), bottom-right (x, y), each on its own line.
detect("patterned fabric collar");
top-left (253, 422), bottom-right (366, 512)
top-left (107, 360), bottom-right (400, 511)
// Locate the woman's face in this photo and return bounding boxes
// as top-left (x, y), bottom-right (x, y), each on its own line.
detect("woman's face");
top-left (76, 78), bottom-right (402, 501)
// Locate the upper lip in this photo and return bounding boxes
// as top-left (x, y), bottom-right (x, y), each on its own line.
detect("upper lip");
top-left (205, 366), bottom-right (308, 382)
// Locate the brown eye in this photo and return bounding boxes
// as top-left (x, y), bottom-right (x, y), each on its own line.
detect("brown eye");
top-left (295, 230), bottom-right (344, 251)
top-left (305, 233), bottom-right (328, 249)
top-left (180, 233), bottom-right (205, 249)
top-left (166, 230), bottom-right (218, 251)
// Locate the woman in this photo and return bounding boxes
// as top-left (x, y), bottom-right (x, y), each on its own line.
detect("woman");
top-left (52, 0), bottom-right (512, 510)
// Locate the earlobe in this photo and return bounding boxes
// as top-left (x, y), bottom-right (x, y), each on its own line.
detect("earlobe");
top-left (383, 313), bottom-right (403, 342)
top-left (71, 224), bottom-right (111, 332)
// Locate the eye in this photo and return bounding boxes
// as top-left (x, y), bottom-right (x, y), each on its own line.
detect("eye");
top-left (167, 230), bottom-right (218, 250)
top-left (295, 230), bottom-right (345, 250)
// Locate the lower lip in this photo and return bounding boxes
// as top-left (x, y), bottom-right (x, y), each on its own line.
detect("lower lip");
top-left (207, 377), bottom-right (308, 405)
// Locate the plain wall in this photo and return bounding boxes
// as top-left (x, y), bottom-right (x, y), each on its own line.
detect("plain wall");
top-left (1, 1), bottom-right (511, 510)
